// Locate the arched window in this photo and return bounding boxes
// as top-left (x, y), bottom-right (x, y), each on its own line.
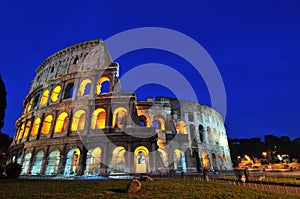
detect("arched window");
top-left (17, 123), bottom-right (25, 141)
top-left (73, 56), bottom-right (79, 64)
top-left (139, 115), bottom-right (147, 127)
top-left (112, 107), bottom-right (127, 128)
top-left (199, 125), bottom-right (204, 143)
top-left (54, 112), bottom-right (69, 133)
top-left (152, 115), bottom-right (166, 130)
top-left (26, 98), bottom-right (33, 112)
top-left (64, 148), bottom-right (80, 176)
top-left (134, 146), bottom-right (149, 173)
top-left (45, 149), bottom-right (60, 175)
top-left (21, 152), bottom-right (32, 174)
top-left (78, 79), bottom-right (92, 97)
top-left (63, 83), bottom-right (74, 99)
top-left (71, 110), bottom-right (86, 131)
top-left (173, 149), bottom-right (187, 172)
top-left (176, 121), bottom-right (186, 134)
top-left (91, 108), bottom-right (106, 129)
top-left (51, 85), bottom-right (62, 102)
top-left (207, 126), bottom-right (211, 143)
top-left (32, 94), bottom-right (40, 109)
top-left (30, 118), bottom-right (41, 136)
top-left (23, 120), bottom-right (32, 140)
top-left (85, 147), bottom-right (102, 175)
top-left (213, 128), bottom-right (218, 142)
top-left (96, 77), bottom-right (110, 95)
top-left (40, 90), bottom-right (49, 106)
top-left (31, 150), bottom-right (44, 175)
top-left (41, 115), bottom-right (53, 135)
top-left (111, 146), bottom-right (126, 173)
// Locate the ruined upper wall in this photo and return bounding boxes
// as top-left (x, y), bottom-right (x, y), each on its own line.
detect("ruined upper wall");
top-left (30, 39), bottom-right (112, 91)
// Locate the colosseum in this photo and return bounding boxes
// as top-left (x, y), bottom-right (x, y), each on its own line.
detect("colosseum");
top-left (8, 39), bottom-right (232, 177)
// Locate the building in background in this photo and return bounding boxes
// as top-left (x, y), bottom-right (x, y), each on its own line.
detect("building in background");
top-left (7, 39), bottom-right (231, 176)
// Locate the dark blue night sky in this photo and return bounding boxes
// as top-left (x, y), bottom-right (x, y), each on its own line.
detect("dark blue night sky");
top-left (1, 1), bottom-right (300, 140)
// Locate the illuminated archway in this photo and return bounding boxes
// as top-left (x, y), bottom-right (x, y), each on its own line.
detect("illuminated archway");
top-left (54, 112), bottom-right (69, 133)
top-left (211, 153), bottom-right (218, 171)
top-left (41, 115), bottom-right (53, 135)
top-left (78, 79), bottom-right (92, 97)
top-left (17, 123), bottom-right (25, 141)
top-left (21, 152), bottom-right (32, 174)
top-left (152, 115), bottom-right (166, 130)
top-left (134, 146), bottom-right (149, 173)
top-left (112, 107), bottom-right (127, 128)
top-left (96, 77), bottom-right (110, 94)
top-left (26, 98), bottom-right (33, 112)
top-left (40, 90), bottom-right (49, 106)
top-left (23, 120), bottom-right (31, 140)
top-left (85, 147), bottom-right (102, 175)
top-left (91, 108), bottom-right (106, 129)
top-left (202, 152), bottom-right (210, 169)
top-left (30, 118), bottom-right (41, 136)
top-left (45, 149), bottom-right (60, 175)
top-left (64, 148), bottom-right (80, 176)
top-left (176, 121), bottom-right (186, 134)
top-left (111, 146), bottom-right (126, 173)
top-left (71, 110), bottom-right (86, 131)
top-left (31, 150), bottom-right (44, 175)
top-left (51, 85), bottom-right (62, 102)
top-left (173, 149), bottom-right (187, 172)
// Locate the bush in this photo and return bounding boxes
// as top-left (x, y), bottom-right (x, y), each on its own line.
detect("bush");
top-left (5, 162), bottom-right (22, 179)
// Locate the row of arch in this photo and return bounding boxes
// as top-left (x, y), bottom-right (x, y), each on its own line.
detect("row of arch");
top-left (18, 146), bottom-right (188, 175)
top-left (24, 76), bottom-right (111, 114)
top-left (16, 107), bottom-right (128, 142)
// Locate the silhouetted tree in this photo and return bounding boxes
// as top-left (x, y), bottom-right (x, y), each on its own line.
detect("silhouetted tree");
top-left (0, 74), bottom-right (7, 133)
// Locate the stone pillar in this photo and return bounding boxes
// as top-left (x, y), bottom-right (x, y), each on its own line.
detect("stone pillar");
top-left (41, 145), bottom-right (50, 175)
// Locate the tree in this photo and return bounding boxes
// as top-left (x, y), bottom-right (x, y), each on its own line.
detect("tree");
top-left (0, 74), bottom-right (7, 133)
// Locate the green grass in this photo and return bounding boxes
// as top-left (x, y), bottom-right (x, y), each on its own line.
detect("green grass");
top-left (0, 178), bottom-right (298, 199)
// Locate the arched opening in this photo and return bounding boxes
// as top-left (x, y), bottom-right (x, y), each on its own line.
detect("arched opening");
top-left (111, 146), bottom-right (126, 173)
top-left (206, 126), bottom-right (211, 143)
top-left (26, 98), bottom-right (33, 112)
top-left (31, 150), bottom-right (44, 175)
top-left (71, 110), bottom-right (86, 131)
top-left (23, 120), bottom-right (31, 140)
top-left (138, 115), bottom-right (147, 127)
top-left (213, 128), bottom-right (218, 143)
top-left (17, 123), bottom-right (25, 141)
top-left (30, 118), bottom-right (41, 136)
top-left (45, 149), bottom-right (60, 175)
top-left (51, 85), bottom-right (62, 102)
top-left (73, 56), bottom-right (79, 64)
top-left (91, 108), bottom-right (106, 129)
top-left (192, 151), bottom-right (201, 171)
top-left (96, 77), bottom-right (110, 94)
top-left (176, 121), bottom-right (186, 134)
top-left (64, 148), bottom-right (80, 176)
top-left (54, 112), bottom-right (69, 133)
top-left (85, 147), bottom-right (102, 175)
top-left (173, 149), bottom-right (186, 172)
top-left (202, 152), bottom-right (210, 169)
top-left (63, 83), bottom-right (74, 99)
top-left (41, 115), bottom-right (53, 135)
top-left (134, 146), bottom-right (149, 173)
top-left (199, 125), bottom-right (204, 143)
top-left (78, 79), bottom-right (92, 97)
top-left (32, 94), bottom-right (40, 109)
top-left (212, 153), bottom-right (218, 171)
top-left (152, 116), bottom-right (166, 130)
top-left (40, 90), bottom-right (49, 106)
top-left (112, 107), bottom-right (127, 128)
top-left (21, 152), bottom-right (32, 175)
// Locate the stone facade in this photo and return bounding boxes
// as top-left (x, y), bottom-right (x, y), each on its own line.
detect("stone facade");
top-left (8, 39), bottom-right (232, 176)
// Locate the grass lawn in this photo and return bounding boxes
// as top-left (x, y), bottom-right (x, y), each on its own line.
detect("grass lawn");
top-left (0, 178), bottom-right (298, 199)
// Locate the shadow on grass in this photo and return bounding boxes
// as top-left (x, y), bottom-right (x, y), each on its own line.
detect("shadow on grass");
top-left (108, 188), bottom-right (127, 193)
